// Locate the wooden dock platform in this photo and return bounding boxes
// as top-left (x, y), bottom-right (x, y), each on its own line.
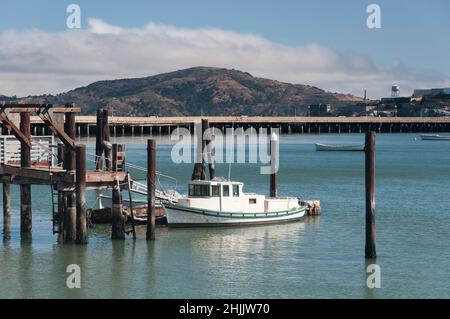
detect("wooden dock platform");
top-left (0, 104), bottom-right (140, 244)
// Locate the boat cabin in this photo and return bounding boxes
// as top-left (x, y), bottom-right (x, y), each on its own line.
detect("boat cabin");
top-left (179, 177), bottom-right (298, 213)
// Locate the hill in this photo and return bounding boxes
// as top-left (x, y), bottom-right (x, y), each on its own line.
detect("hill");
top-left (16, 67), bottom-right (364, 116)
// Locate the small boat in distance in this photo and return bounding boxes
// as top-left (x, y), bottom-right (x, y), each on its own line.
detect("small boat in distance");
top-left (420, 134), bottom-right (450, 141)
top-left (315, 143), bottom-right (364, 151)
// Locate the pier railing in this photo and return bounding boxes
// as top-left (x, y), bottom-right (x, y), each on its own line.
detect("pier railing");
top-left (0, 135), bottom-right (56, 166)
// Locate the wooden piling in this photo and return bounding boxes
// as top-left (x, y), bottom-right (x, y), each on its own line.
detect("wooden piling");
top-left (269, 132), bottom-right (279, 198)
top-left (64, 111), bottom-right (76, 170)
top-left (75, 145), bottom-right (88, 244)
top-left (365, 131), bottom-right (376, 258)
top-left (111, 185), bottom-right (125, 240)
top-left (64, 111), bottom-right (77, 242)
top-left (200, 119), bottom-right (207, 180)
top-left (20, 112), bottom-right (32, 234)
top-left (203, 119), bottom-right (215, 180)
top-left (102, 109), bottom-right (112, 170)
top-left (57, 143), bottom-right (65, 241)
top-left (146, 139), bottom-right (156, 240)
top-left (95, 109), bottom-right (104, 170)
top-left (3, 183), bottom-right (11, 220)
top-left (191, 121), bottom-right (203, 180)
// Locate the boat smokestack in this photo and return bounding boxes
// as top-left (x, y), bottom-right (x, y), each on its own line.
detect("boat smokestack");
top-left (270, 131), bottom-right (279, 198)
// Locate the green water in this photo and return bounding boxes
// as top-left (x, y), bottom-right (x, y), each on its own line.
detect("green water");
top-left (1, 133), bottom-right (450, 298)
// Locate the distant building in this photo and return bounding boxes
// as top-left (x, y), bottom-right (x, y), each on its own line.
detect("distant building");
top-left (336, 104), bottom-right (376, 116)
top-left (413, 88), bottom-right (450, 97)
top-left (380, 97), bottom-right (411, 104)
top-left (309, 103), bottom-right (331, 116)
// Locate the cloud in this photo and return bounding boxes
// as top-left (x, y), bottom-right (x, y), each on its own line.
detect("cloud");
top-left (0, 18), bottom-right (448, 98)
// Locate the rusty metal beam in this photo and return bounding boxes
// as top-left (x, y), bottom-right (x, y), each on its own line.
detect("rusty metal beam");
top-left (0, 112), bottom-right (32, 148)
top-left (36, 108), bottom-right (76, 150)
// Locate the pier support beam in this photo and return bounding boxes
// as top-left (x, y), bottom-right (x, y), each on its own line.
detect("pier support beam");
top-left (3, 183), bottom-right (11, 221)
top-left (203, 119), bottom-right (215, 180)
top-left (3, 183), bottom-right (11, 240)
top-left (365, 131), bottom-right (377, 259)
top-left (95, 109), bottom-right (104, 170)
top-left (102, 109), bottom-right (112, 170)
top-left (75, 145), bottom-right (88, 244)
top-left (56, 144), bottom-right (65, 241)
top-left (111, 185), bottom-right (125, 240)
top-left (65, 193), bottom-right (76, 242)
top-left (20, 112), bottom-right (32, 235)
top-left (269, 131), bottom-right (279, 198)
top-left (63, 111), bottom-right (77, 242)
top-left (146, 139), bottom-right (156, 240)
top-left (192, 121), bottom-right (204, 180)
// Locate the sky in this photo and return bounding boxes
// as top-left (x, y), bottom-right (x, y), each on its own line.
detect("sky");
top-left (0, 0), bottom-right (449, 98)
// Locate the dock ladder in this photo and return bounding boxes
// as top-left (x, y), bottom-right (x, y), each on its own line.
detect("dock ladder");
top-left (50, 186), bottom-right (61, 234)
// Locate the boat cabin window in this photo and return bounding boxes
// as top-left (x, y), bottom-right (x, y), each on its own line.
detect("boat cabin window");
top-left (223, 185), bottom-right (230, 197)
top-left (189, 184), bottom-right (211, 197)
top-left (212, 185), bottom-right (220, 197)
top-left (233, 184), bottom-right (239, 197)
top-left (249, 198), bottom-right (257, 204)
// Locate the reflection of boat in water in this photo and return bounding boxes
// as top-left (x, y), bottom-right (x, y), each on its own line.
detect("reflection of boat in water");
top-left (315, 143), bottom-right (364, 151)
top-left (420, 134), bottom-right (450, 141)
top-left (163, 177), bottom-right (307, 227)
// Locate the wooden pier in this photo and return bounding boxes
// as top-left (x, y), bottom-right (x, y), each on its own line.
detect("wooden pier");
top-left (16, 115), bottom-right (450, 137)
top-left (0, 104), bottom-right (132, 244)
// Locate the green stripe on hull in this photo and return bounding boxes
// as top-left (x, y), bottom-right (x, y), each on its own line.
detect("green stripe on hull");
top-left (168, 216), bottom-right (305, 228)
top-left (163, 202), bottom-right (307, 219)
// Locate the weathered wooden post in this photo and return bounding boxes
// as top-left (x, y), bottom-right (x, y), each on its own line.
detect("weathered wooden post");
top-left (146, 139), bottom-right (156, 240)
top-left (269, 131), bottom-right (279, 198)
top-left (203, 119), bottom-right (215, 180)
top-left (64, 111), bottom-right (77, 242)
top-left (200, 119), bottom-right (207, 180)
top-left (56, 143), bottom-right (65, 240)
top-left (3, 183), bottom-right (11, 222)
top-left (365, 131), bottom-right (376, 258)
top-left (75, 145), bottom-right (88, 244)
top-left (102, 109), bottom-right (112, 170)
top-left (20, 112), bottom-right (32, 234)
top-left (111, 184), bottom-right (125, 240)
top-left (112, 143), bottom-right (118, 172)
top-left (191, 121), bottom-right (203, 180)
top-left (95, 109), bottom-right (104, 170)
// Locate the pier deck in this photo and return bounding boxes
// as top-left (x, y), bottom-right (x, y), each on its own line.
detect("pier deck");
top-left (0, 163), bottom-right (127, 188)
top-left (20, 115), bottom-right (450, 136)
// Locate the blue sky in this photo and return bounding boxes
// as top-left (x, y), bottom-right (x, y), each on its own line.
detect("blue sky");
top-left (0, 0), bottom-right (449, 98)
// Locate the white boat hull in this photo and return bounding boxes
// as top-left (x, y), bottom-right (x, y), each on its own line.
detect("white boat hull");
top-left (98, 194), bottom-right (146, 209)
top-left (420, 134), bottom-right (450, 140)
top-left (163, 202), bottom-right (307, 227)
top-left (315, 143), bottom-right (364, 151)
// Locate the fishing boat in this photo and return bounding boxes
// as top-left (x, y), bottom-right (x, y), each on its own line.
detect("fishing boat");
top-left (420, 134), bottom-right (450, 141)
top-left (315, 143), bottom-right (364, 151)
top-left (162, 177), bottom-right (307, 227)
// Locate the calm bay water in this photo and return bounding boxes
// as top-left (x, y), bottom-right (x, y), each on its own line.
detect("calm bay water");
top-left (1, 133), bottom-right (450, 298)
